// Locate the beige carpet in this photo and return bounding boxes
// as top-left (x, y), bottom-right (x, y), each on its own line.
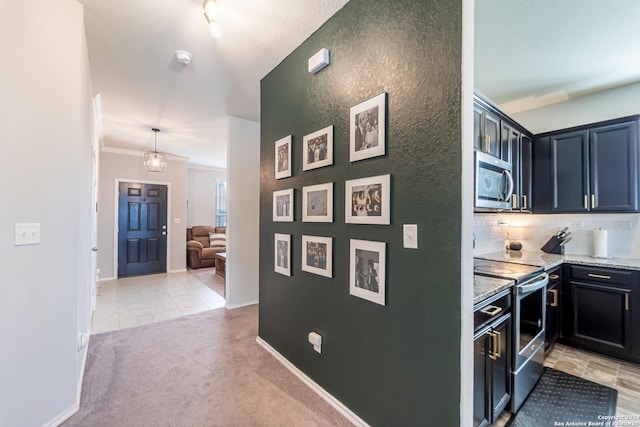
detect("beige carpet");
top-left (63, 305), bottom-right (351, 427)
top-left (188, 267), bottom-right (225, 298)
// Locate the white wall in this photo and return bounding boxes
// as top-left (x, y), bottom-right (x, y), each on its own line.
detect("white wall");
top-left (512, 82), bottom-right (640, 134)
top-left (187, 166), bottom-right (227, 227)
top-left (0, 1), bottom-right (94, 425)
top-left (226, 117), bottom-right (260, 308)
top-left (97, 150), bottom-right (188, 279)
top-left (474, 213), bottom-right (640, 260)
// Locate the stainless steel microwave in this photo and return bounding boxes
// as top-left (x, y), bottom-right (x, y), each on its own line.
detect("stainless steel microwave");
top-left (475, 151), bottom-right (513, 210)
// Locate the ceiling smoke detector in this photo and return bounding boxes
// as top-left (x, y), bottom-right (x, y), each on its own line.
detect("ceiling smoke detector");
top-left (175, 50), bottom-right (192, 65)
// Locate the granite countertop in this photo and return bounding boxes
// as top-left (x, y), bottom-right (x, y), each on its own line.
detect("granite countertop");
top-left (473, 275), bottom-right (514, 305)
top-left (475, 250), bottom-right (640, 271)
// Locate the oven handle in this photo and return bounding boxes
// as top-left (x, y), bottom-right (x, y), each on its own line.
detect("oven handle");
top-left (517, 273), bottom-right (549, 295)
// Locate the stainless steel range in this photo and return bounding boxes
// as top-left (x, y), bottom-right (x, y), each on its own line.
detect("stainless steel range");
top-left (474, 259), bottom-right (549, 413)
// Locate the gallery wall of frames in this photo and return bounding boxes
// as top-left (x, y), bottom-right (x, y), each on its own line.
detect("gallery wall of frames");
top-left (258, 0), bottom-right (464, 424)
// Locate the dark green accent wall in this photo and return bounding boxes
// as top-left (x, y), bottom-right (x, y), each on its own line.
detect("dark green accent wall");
top-left (259, 0), bottom-right (463, 424)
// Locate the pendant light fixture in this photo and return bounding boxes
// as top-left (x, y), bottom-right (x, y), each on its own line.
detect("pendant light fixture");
top-left (144, 128), bottom-right (167, 172)
top-left (203, 0), bottom-right (222, 38)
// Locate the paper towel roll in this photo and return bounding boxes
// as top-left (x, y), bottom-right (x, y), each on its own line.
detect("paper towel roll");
top-left (593, 228), bottom-right (608, 258)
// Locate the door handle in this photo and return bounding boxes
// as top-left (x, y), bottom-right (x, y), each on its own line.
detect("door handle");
top-left (92, 247), bottom-right (98, 252)
top-left (162, 231), bottom-right (167, 236)
top-left (162, 225), bottom-right (167, 230)
top-left (488, 332), bottom-right (497, 360)
top-left (549, 288), bottom-right (559, 307)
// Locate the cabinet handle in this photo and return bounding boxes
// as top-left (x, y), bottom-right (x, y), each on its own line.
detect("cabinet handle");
top-left (549, 289), bottom-right (559, 307)
top-left (625, 294), bottom-right (629, 311)
top-left (488, 332), bottom-right (497, 360)
top-left (592, 194), bottom-right (596, 208)
top-left (584, 194), bottom-right (588, 209)
top-left (512, 195), bottom-right (517, 209)
top-left (522, 195), bottom-right (527, 210)
top-left (480, 305), bottom-right (502, 316)
top-left (588, 273), bottom-right (611, 280)
top-left (495, 330), bottom-right (502, 359)
top-left (549, 274), bottom-right (560, 280)
top-left (484, 135), bottom-right (490, 152)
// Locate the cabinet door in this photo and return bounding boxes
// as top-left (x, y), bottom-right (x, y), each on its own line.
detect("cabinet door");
top-left (520, 135), bottom-right (533, 211)
top-left (550, 131), bottom-right (590, 212)
top-left (490, 314), bottom-right (511, 421)
top-left (571, 281), bottom-right (632, 355)
top-left (473, 330), bottom-right (491, 427)
top-left (589, 121), bottom-right (640, 212)
top-left (484, 110), bottom-right (501, 159)
top-left (546, 279), bottom-right (561, 353)
top-left (506, 123), bottom-right (520, 209)
top-left (473, 105), bottom-right (483, 152)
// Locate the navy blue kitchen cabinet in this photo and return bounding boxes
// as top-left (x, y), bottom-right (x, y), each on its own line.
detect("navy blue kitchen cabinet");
top-left (534, 117), bottom-right (640, 213)
top-left (545, 266), bottom-right (562, 354)
top-left (510, 131), bottom-right (533, 212)
top-left (474, 100), bottom-right (503, 160)
top-left (564, 265), bottom-right (637, 362)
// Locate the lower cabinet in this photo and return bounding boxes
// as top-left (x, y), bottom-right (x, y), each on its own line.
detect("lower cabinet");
top-left (474, 313), bottom-right (511, 427)
top-left (565, 265), bottom-right (635, 360)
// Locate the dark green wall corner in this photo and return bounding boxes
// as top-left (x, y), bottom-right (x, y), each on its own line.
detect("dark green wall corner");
top-left (259, 0), bottom-right (463, 424)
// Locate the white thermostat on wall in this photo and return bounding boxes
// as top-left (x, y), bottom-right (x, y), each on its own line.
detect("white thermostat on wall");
top-left (308, 48), bottom-right (330, 74)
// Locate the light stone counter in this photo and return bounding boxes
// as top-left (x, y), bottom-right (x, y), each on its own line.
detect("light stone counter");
top-left (473, 275), bottom-right (514, 305)
top-left (476, 250), bottom-right (640, 271)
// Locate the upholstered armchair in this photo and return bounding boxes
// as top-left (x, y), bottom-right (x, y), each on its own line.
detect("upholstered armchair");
top-left (186, 226), bottom-right (226, 269)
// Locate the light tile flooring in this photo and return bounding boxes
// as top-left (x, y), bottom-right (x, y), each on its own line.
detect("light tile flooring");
top-left (91, 271), bottom-right (226, 334)
top-left (492, 344), bottom-right (640, 426)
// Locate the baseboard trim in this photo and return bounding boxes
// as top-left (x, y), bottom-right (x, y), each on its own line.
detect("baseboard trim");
top-left (98, 276), bottom-right (115, 282)
top-left (168, 268), bottom-right (187, 273)
top-left (255, 337), bottom-right (369, 427)
top-left (226, 299), bottom-right (259, 310)
top-left (45, 339), bottom-right (89, 427)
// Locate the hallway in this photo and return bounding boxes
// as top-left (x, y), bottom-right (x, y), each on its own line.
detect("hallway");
top-left (92, 270), bottom-right (226, 334)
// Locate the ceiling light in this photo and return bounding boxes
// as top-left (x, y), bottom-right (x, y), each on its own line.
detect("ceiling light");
top-left (203, 0), bottom-right (218, 20)
top-left (203, 0), bottom-right (222, 38)
top-left (207, 21), bottom-right (223, 38)
top-left (144, 128), bottom-right (167, 172)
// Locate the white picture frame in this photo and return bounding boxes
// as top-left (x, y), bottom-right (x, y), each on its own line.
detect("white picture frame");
top-left (350, 93), bottom-right (386, 162)
top-left (275, 135), bottom-right (292, 179)
top-left (301, 235), bottom-right (332, 278)
top-left (273, 188), bottom-right (294, 222)
top-left (274, 233), bottom-right (291, 276)
top-left (345, 174), bottom-right (390, 225)
top-left (302, 182), bottom-right (333, 223)
top-left (302, 125), bottom-right (333, 171)
top-left (349, 239), bottom-right (386, 306)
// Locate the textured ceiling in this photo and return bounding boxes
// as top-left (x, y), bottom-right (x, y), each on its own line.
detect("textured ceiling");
top-left (475, 0), bottom-right (640, 115)
top-left (79, 0), bottom-right (350, 168)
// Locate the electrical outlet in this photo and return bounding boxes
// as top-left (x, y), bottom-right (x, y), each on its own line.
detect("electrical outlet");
top-left (569, 221), bottom-right (584, 229)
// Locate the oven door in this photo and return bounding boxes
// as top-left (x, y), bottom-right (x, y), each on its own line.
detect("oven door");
top-left (514, 273), bottom-right (548, 368)
top-left (475, 151), bottom-right (514, 210)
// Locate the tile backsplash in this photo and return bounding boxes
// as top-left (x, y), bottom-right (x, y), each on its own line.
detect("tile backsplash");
top-left (474, 213), bottom-right (640, 260)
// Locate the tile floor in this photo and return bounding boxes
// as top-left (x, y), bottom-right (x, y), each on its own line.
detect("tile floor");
top-left (91, 271), bottom-right (226, 334)
top-left (492, 343), bottom-right (640, 426)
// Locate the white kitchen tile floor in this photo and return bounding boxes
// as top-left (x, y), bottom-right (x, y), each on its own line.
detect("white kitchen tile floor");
top-left (491, 344), bottom-right (640, 426)
top-left (91, 271), bottom-right (226, 334)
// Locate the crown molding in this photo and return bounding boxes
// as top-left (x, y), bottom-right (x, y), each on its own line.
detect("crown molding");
top-left (101, 146), bottom-right (189, 162)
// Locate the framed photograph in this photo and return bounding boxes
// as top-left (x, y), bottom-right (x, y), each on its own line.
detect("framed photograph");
top-left (302, 125), bottom-right (333, 171)
top-left (301, 235), bottom-right (332, 278)
top-left (302, 182), bottom-right (333, 222)
top-left (350, 93), bottom-right (386, 162)
top-left (274, 233), bottom-right (291, 276)
top-left (349, 239), bottom-right (386, 306)
top-left (345, 174), bottom-right (390, 225)
top-left (273, 188), bottom-right (294, 222)
top-left (275, 135), bottom-right (292, 179)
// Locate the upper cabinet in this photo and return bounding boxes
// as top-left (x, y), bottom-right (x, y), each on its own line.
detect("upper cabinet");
top-left (474, 102), bottom-right (503, 160)
top-left (473, 94), bottom-right (533, 212)
top-left (534, 118), bottom-right (640, 213)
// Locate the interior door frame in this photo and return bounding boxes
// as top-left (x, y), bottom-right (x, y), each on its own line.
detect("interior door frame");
top-left (113, 178), bottom-right (172, 278)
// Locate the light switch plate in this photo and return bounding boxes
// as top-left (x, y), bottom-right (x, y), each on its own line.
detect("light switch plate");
top-left (15, 223), bottom-right (41, 246)
top-left (174, 218), bottom-right (181, 224)
top-left (403, 224), bottom-right (418, 249)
